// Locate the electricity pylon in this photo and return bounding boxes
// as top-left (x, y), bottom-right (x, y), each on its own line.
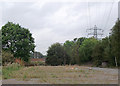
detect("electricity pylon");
top-left (86, 25), bottom-right (104, 39)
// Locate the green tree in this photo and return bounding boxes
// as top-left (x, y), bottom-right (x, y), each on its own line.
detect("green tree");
top-left (0, 29), bottom-right (1, 48)
top-left (2, 22), bottom-right (35, 62)
top-left (72, 37), bottom-right (86, 64)
top-left (78, 38), bottom-right (98, 64)
top-left (92, 36), bottom-right (116, 67)
top-left (92, 41), bottom-right (104, 66)
top-left (102, 37), bottom-right (115, 66)
top-left (111, 19), bottom-right (120, 66)
top-left (64, 40), bottom-right (74, 64)
top-left (46, 43), bottom-right (70, 66)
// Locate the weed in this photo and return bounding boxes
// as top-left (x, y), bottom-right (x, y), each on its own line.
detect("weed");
top-left (2, 63), bottom-right (23, 79)
top-left (23, 75), bottom-right (27, 80)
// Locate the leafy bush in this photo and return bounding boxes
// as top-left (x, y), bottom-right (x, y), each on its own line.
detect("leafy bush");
top-left (2, 50), bottom-right (15, 66)
top-left (46, 43), bottom-right (70, 66)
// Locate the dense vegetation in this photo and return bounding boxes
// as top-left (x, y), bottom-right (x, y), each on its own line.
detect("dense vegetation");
top-left (1, 19), bottom-right (120, 67)
top-left (46, 43), bottom-right (70, 66)
top-left (46, 19), bottom-right (120, 67)
top-left (2, 50), bottom-right (14, 65)
top-left (2, 22), bottom-right (35, 62)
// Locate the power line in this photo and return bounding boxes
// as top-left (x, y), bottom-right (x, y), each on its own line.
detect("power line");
top-left (97, 3), bottom-right (103, 28)
top-left (103, 0), bottom-right (115, 30)
top-left (86, 1), bottom-right (89, 29)
top-left (87, 1), bottom-right (91, 28)
top-left (100, 2), bottom-right (107, 29)
top-left (86, 1), bottom-right (115, 39)
top-left (86, 25), bottom-right (104, 39)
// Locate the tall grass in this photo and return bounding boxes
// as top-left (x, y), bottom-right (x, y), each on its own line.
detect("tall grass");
top-left (2, 63), bottom-right (23, 79)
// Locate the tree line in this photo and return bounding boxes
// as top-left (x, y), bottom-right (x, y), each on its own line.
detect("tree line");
top-left (1, 19), bottom-right (120, 67)
top-left (46, 19), bottom-right (120, 67)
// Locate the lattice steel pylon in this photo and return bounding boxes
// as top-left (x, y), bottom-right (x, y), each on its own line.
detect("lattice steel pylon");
top-left (86, 25), bottom-right (104, 39)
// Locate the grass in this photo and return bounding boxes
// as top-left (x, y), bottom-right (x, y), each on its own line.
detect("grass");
top-left (0, 67), bottom-right (2, 80)
top-left (27, 61), bottom-right (45, 66)
top-left (2, 65), bottom-right (118, 84)
top-left (2, 63), bottom-right (23, 79)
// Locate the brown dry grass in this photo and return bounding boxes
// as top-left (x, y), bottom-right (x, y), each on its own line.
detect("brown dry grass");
top-left (4, 66), bottom-right (118, 84)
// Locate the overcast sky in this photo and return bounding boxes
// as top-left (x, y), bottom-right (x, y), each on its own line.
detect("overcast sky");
top-left (1, 0), bottom-right (118, 55)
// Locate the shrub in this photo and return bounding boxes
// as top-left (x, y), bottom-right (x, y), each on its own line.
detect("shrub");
top-left (2, 50), bottom-right (15, 66)
top-left (25, 61), bottom-right (45, 66)
top-left (46, 43), bottom-right (70, 66)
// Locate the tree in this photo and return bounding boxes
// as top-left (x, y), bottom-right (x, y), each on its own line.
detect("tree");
top-left (78, 38), bottom-right (98, 64)
top-left (64, 40), bottom-right (74, 64)
top-left (92, 36), bottom-right (117, 67)
top-left (46, 43), bottom-right (70, 66)
top-left (111, 19), bottom-right (120, 66)
top-left (102, 37), bottom-right (115, 66)
top-left (0, 30), bottom-right (1, 65)
top-left (92, 41), bottom-right (104, 66)
top-left (72, 37), bottom-right (86, 64)
top-left (2, 22), bottom-right (35, 62)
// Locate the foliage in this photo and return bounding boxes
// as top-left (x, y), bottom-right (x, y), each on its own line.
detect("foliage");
top-left (92, 41), bottom-right (104, 66)
top-left (91, 18), bottom-right (120, 67)
top-left (46, 43), bottom-right (70, 66)
top-left (64, 40), bottom-right (74, 64)
top-left (2, 22), bottom-right (35, 62)
top-left (102, 37), bottom-right (115, 66)
top-left (92, 38), bottom-right (113, 67)
top-left (72, 37), bottom-right (86, 64)
top-left (78, 38), bottom-right (98, 64)
top-left (2, 50), bottom-right (15, 66)
top-left (45, 25), bottom-right (120, 67)
top-left (111, 19), bottom-right (120, 66)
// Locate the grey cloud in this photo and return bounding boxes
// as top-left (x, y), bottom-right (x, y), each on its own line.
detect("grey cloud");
top-left (2, 1), bottom-right (118, 54)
